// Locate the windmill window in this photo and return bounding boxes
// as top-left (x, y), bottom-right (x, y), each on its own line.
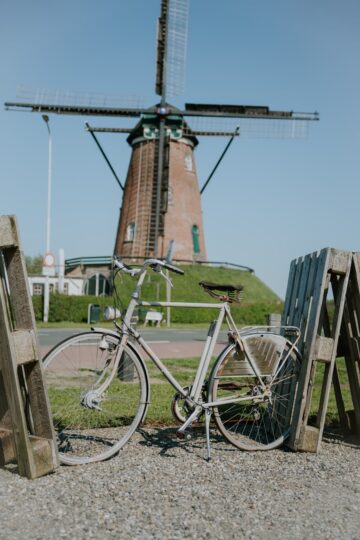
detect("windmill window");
top-left (192, 225), bottom-right (200, 254)
top-left (184, 154), bottom-right (193, 172)
top-left (126, 222), bottom-right (136, 242)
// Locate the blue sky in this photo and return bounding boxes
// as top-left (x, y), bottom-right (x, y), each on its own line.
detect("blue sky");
top-left (1, 0), bottom-right (360, 298)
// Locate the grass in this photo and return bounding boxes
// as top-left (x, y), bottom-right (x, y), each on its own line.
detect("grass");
top-left (114, 264), bottom-right (282, 325)
top-left (117, 264), bottom-right (280, 304)
top-left (144, 357), bottom-right (214, 424)
top-left (46, 357), bottom-right (212, 429)
top-left (46, 355), bottom-right (354, 432)
top-left (309, 358), bottom-right (354, 425)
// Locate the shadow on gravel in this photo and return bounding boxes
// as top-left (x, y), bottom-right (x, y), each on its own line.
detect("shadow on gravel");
top-left (137, 424), bottom-right (360, 460)
top-left (322, 427), bottom-right (360, 448)
top-left (137, 426), bottom-right (237, 458)
top-left (1, 462), bottom-right (20, 476)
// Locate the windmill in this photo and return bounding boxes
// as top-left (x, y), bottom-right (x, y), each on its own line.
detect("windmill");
top-left (5, 0), bottom-right (318, 262)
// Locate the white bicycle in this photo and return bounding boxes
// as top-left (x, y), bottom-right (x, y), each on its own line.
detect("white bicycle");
top-left (43, 258), bottom-right (302, 465)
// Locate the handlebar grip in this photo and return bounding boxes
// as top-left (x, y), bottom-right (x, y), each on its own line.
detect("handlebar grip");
top-left (163, 262), bottom-right (184, 275)
top-left (113, 258), bottom-right (141, 276)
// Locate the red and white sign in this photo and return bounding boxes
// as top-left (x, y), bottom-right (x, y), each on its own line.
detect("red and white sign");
top-left (43, 252), bottom-right (55, 267)
top-left (42, 252), bottom-right (56, 276)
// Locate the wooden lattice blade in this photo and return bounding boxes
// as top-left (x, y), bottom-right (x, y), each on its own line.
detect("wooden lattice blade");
top-left (4, 102), bottom-right (146, 117)
top-left (155, 0), bottom-right (189, 99)
top-left (184, 102), bottom-right (319, 121)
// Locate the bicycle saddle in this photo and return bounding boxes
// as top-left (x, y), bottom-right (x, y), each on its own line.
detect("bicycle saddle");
top-left (199, 281), bottom-right (243, 303)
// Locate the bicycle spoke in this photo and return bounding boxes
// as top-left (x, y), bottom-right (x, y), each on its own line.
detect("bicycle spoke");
top-left (43, 332), bottom-right (148, 464)
top-left (210, 339), bottom-right (301, 450)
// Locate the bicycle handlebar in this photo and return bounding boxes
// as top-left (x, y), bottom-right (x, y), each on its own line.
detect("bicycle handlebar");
top-left (144, 259), bottom-right (184, 275)
top-left (113, 259), bottom-right (142, 276)
top-left (113, 257), bottom-right (184, 276)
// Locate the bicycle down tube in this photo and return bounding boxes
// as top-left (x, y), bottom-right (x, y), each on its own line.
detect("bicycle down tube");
top-left (137, 300), bottom-right (228, 403)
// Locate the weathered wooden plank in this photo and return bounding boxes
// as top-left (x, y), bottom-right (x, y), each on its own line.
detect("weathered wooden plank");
top-left (291, 253), bottom-right (313, 335)
top-left (314, 336), bottom-right (334, 363)
top-left (0, 216), bottom-right (18, 248)
top-left (29, 436), bottom-right (58, 479)
top-left (313, 256), bottom-right (352, 451)
top-left (297, 425), bottom-right (320, 452)
top-left (329, 248), bottom-right (351, 274)
top-left (332, 362), bottom-right (349, 436)
top-left (338, 255), bottom-right (360, 437)
top-left (289, 248), bottom-right (332, 449)
top-left (282, 258), bottom-right (298, 325)
top-left (301, 252), bottom-right (326, 346)
top-left (298, 256), bottom-right (331, 419)
top-left (0, 428), bottom-right (16, 464)
top-left (24, 362), bottom-right (56, 439)
top-left (12, 330), bottom-right (38, 365)
top-left (286, 249), bottom-right (357, 451)
top-left (284, 256), bottom-right (304, 326)
top-left (0, 279), bottom-right (37, 476)
top-left (4, 247), bottom-right (35, 329)
top-left (0, 215), bottom-right (58, 478)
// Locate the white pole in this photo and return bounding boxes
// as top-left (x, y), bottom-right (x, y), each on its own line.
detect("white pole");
top-left (58, 248), bottom-right (65, 294)
top-left (42, 115), bottom-right (52, 323)
top-left (166, 269), bottom-right (171, 327)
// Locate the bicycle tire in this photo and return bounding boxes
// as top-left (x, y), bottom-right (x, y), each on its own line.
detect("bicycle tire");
top-left (43, 331), bottom-right (149, 465)
top-left (209, 335), bottom-right (301, 451)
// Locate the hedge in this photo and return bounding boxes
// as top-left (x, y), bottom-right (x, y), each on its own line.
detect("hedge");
top-left (32, 294), bottom-right (114, 323)
top-left (32, 265), bottom-right (284, 324)
top-left (32, 293), bottom-right (283, 325)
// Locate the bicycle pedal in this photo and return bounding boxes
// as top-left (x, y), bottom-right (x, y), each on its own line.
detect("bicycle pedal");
top-left (176, 430), bottom-right (192, 441)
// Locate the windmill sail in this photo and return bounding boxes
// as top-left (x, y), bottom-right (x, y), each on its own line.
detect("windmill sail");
top-left (4, 0), bottom-right (319, 263)
top-left (155, 0), bottom-right (189, 99)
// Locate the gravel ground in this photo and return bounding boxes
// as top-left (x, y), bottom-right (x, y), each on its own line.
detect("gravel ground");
top-left (0, 429), bottom-right (359, 540)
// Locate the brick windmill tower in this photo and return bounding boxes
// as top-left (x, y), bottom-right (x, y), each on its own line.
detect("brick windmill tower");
top-left (5, 0), bottom-right (319, 262)
top-left (113, 105), bottom-right (205, 261)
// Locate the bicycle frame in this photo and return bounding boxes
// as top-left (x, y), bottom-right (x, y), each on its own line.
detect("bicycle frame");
top-left (98, 263), bottom-right (293, 409)
top-left (116, 266), bottom-right (243, 405)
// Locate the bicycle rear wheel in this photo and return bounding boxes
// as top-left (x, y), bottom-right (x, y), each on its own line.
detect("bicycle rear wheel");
top-left (43, 331), bottom-right (148, 465)
top-left (209, 335), bottom-right (301, 450)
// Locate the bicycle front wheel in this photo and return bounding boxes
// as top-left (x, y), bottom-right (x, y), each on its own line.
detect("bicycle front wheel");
top-left (209, 336), bottom-right (301, 451)
top-left (43, 331), bottom-right (148, 465)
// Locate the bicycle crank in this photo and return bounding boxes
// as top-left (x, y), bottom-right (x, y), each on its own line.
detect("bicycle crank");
top-left (171, 386), bottom-right (193, 423)
top-left (171, 386), bottom-right (207, 424)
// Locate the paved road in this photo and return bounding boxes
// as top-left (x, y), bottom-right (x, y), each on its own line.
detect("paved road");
top-left (37, 327), bottom-right (230, 359)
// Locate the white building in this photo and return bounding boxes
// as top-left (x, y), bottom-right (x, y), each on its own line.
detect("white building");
top-left (28, 275), bottom-right (84, 296)
top-left (28, 256), bottom-right (112, 297)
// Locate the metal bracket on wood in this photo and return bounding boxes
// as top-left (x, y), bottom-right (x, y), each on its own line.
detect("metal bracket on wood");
top-left (0, 215), bottom-right (58, 478)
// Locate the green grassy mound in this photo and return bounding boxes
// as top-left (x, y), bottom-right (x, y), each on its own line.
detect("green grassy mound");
top-left (114, 264), bottom-right (282, 325)
top-left (33, 264), bottom-right (282, 324)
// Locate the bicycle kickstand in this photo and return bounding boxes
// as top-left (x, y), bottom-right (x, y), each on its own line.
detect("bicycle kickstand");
top-left (204, 408), bottom-right (212, 462)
